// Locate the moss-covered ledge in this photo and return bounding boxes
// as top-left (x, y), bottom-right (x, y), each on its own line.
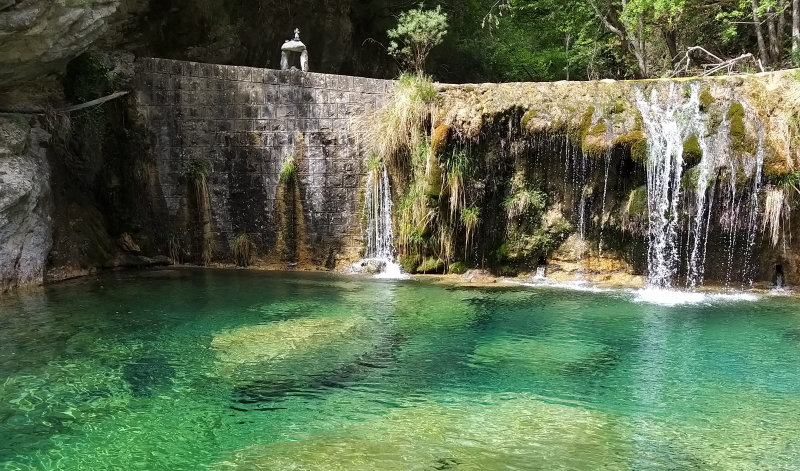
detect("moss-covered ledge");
top-left (434, 70), bottom-right (800, 171)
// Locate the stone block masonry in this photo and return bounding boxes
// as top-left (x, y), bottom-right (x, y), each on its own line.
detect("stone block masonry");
top-left (133, 57), bottom-right (393, 266)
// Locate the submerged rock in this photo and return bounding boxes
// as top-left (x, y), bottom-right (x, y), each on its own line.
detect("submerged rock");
top-left (210, 315), bottom-right (375, 383)
top-left (215, 392), bottom-right (631, 470)
top-left (469, 336), bottom-right (610, 375)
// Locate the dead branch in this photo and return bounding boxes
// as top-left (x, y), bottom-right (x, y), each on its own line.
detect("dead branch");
top-left (670, 46), bottom-right (764, 77)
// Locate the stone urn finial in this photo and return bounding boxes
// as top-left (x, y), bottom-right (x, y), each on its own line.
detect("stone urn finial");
top-left (281, 28), bottom-right (308, 72)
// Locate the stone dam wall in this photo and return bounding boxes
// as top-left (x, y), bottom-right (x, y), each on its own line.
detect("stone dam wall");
top-left (132, 57), bottom-right (393, 266)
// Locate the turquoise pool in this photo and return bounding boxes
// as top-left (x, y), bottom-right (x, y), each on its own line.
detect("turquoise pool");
top-left (1, 268), bottom-right (799, 470)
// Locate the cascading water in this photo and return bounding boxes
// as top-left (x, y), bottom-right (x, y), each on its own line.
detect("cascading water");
top-left (364, 162), bottom-right (405, 278)
top-left (635, 83), bottom-right (716, 288)
top-left (635, 83), bottom-right (765, 289)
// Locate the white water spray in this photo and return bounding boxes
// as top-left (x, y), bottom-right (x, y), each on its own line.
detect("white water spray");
top-left (364, 163), bottom-right (406, 278)
top-left (635, 83), bottom-right (710, 288)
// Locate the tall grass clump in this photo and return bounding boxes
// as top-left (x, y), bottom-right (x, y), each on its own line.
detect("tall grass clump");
top-left (280, 133), bottom-right (305, 184)
top-left (183, 160), bottom-right (214, 265)
top-left (230, 233), bottom-right (253, 267)
top-left (279, 157), bottom-right (296, 183)
top-left (443, 149), bottom-right (471, 219)
top-left (504, 186), bottom-right (546, 222)
top-left (460, 206), bottom-right (481, 258)
top-left (365, 72), bottom-right (437, 175)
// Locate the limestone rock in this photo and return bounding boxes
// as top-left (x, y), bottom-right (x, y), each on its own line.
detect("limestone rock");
top-left (0, 117), bottom-right (52, 291)
top-left (0, 0), bottom-right (127, 88)
top-left (116, 232), bottom-right (140, 253)
top-left (211, 315), bottom-right (375, 382)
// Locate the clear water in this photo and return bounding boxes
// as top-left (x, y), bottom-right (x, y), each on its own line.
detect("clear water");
top-left (2, 269), bottom-right (800, 470)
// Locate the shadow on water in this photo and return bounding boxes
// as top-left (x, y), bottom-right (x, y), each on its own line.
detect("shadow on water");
top-left (230, 333), bottom-right (404, 412)
top-left (122, 356), bottom-right (177, 398)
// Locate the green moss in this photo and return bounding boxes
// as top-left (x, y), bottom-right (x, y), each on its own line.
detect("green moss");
top-left (582, 118), bottom-right (610, 158)
top-left (611, 100), bottom-right (626, 114)
top-left (699, 88), bottom-right (716, 112)
top-left (416, 257), bottom-right (445, 274)
top-left (681, 166), bottom-right (700, 190)
top-left (727, 103), bottom-right (756, 153)
top-left (521, 110), bottom-right (535, 129)
top-left (613, 130), bottom-right (648, 165)
top-left (763, 152), bottom-right (793, 180)
top-left (726, 102), bottom-right (745, 120)
top-left (682, 134), bottom-right (702, 167)
top-left (568, 106), bottom-right (595, 147)
top-left (588, 120), bottom-right (607, 135)
top-left (626, 186), bottom-right (648, 217)
top-left (681, 167), bottom-right (716, 190)
top-left (430, 124), bottom-right (450, 157)
top-left (448, 261), bottom-right (468, 274)
top-left (399, 254), bottom-right (421, 274)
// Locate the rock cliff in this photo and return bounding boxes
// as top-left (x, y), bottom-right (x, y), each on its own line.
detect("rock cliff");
top-left (0, 116), bottom-right (52, 292)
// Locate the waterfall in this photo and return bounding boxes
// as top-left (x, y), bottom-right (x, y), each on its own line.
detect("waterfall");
top-left (364, 163), bottom-right (404, 277)
top-left (635, 83), bottom-right (711, 288)
top-left (635, 83), bottom-right (765, 289)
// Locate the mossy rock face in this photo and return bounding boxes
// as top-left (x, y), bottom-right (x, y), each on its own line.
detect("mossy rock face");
top-left (625, 186), bottom-right (648, 217)
top-left (763, 152), bottom-right (792, 180)
top-left (699, 88), bottom-right (716, 112)
top-left (582, 118), bottom-right (611, 158)
top-left (521, 109), bottom-right (535, 130)
top-left (416, 257), bottom-right (445, 274)
top-left (727, 103), bottom-right (757, 153)
top-left (568, 106), bottom-right (595, 147)
top-left (613, 130), bottom-right (648, 165)
top-left (430, 124), bottom-right (451, 157)
top-left (682, 134), bottom-right (703, 168)
top-left (399, 254), bottom-right (420, 274)
top-left (680, 166), bottom-right (707, 191)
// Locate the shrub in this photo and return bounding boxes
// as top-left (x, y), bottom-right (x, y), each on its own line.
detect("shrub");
top-left (448, 261), bottom-right (468, 274)
top-left (387, 4), bottom-right (449, 74)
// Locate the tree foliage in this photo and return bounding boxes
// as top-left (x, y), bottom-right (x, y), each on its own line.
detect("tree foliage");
top-left (384, 0), bottom-right (800, 81)
top-left (388, 4), bottom-right (449, 74)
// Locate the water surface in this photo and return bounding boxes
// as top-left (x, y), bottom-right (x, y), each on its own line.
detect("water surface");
top-left (1, 268), bottom-right (799, 470)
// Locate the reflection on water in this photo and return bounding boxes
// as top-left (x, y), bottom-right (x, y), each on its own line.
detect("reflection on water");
top-left (0, 268), bottom-right (799, 470)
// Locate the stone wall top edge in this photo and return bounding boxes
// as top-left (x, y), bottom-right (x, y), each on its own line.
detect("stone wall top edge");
top-left (135, 57), bottom-right (396, 87)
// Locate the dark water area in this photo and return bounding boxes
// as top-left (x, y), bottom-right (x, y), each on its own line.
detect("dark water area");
top-left (1, 268), bottom-right (799, 469)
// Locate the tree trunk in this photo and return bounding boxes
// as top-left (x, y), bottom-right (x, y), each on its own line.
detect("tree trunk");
top-left (793, 0), bottom-right (800, 53)
top-left (752, 0), bottom-right (771, 65)
top-left (586, 0), bottom-right (647, 77)
top-left (767, 5), bottom-right (781, 63)
top-left (664, 29), bottom-right (680, 68)
top-left (628, 31), bottom-right (648, 77)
